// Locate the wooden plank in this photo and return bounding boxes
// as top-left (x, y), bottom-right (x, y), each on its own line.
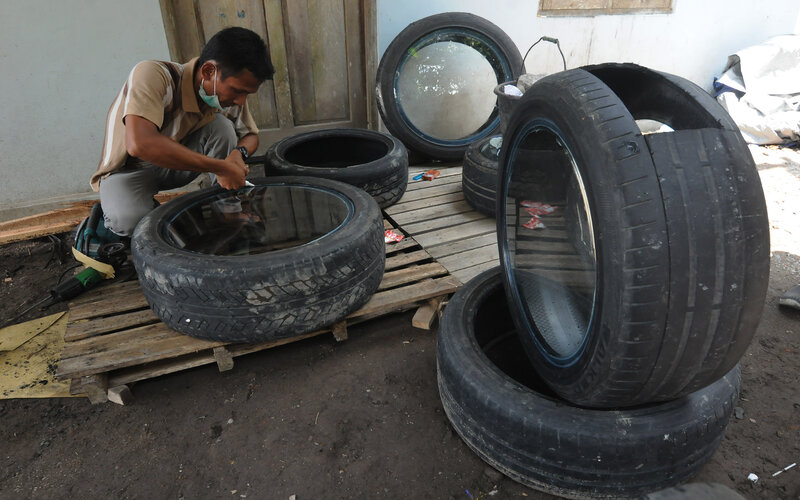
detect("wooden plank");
top-left (0, 192), bottom-right (186, 245)
top-left (407, 166), bottom-right (462, 177)
top-left (404, 175), bottom-right (462, 192)
top-left (308, 0), bottom-right (348, 121)
top-left (350, 275), bottom-right (461, 318)
top-left (58, 326), bottom-right (225, 380)
top-left (384, 236), bottom-right (419, 255)
top-left (451, 261), bottom-right (500, 285)
top-left (213, 346), bottom-right (235, 372)
top-left (81, 374), bottom-right (109, 404)
top-left (331, 321), bottom-right (348, 341)
top-left (514, 253), bottom-right (591, 269)
top-left (425, 232), bottom-right (498, 259)
top-left (402, 211), bottom-right (488, 235)
top-left (385, 249), bottom-right (431, 271)
top-left (68, 288), bottom-right (150, 321)
top-left (64, 308), bottom-right (158, 342)
top-left (437, 245), bottom-right (499, 273)
top-left (67, 280), bottom-right (143, 309)
top-left (377, 263), bottom-right (448, 291)
top-left (390, 200), bottom-right (475, 225)
top-left (385, 191), bottom-right (464, 216)
top-left (414, 218), bottom-right (496, 248)
top-left (392, 181), bottom-right (463, 203)
top-left (411, 296), bottom-right (445, 330)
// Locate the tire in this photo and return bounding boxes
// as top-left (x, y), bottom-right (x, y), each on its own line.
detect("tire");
top-left (437, 267), bottom-right (740, 499)
top-left (497, 68), bottom-right (769, 407)
top-left (582, 63), bottom-right (740, 132)
top-left (265, 128), bottom-right (408, 209)
top-left (376, 12), bottom-right (523, 161)
top-left (462, 135), bottom-right (501, 217)
top-left (132, 176), bottom-right (385, 343)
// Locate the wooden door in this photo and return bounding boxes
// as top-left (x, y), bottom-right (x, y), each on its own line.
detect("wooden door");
top-left (159, 0), bottom-right (377, 150)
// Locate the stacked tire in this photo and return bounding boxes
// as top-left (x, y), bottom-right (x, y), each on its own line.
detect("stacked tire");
top-left (437, 63), bottom-right (770, 497)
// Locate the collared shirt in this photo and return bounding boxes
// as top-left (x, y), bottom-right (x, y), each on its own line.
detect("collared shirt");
top-left (90, 57), bottom-right (258, 191)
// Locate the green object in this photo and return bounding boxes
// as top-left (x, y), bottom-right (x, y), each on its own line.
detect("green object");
top-left (51, 267), bottom-right (103, 302)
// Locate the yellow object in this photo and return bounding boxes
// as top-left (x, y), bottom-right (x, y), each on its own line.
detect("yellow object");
top-left (71, 246), bottom-right (115, 278)
top-left (0, 311), bottom-right (64, 351)
top-left (0, 312), bottom-right (78, 398)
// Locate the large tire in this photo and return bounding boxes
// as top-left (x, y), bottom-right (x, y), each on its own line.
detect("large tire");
top-left (265, 128), bottom-right (408, 209)
top-left (132, 176), bottom-right (385, 343)
top-left (437, 267), bottom-right (740, 499)
top-left (497, 68), bottom-right (769, 407)
top-left (376, 12), bottom-right (523, 161)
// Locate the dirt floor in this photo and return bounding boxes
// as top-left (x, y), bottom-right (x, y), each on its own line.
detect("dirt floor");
top-left (1, 146), bottom-right (799, 499)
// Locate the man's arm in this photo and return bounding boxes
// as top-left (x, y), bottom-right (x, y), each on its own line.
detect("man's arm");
top-left (236, 133), bottom-right (258, 158)
top-left (125, 115), bottom-right (248, 189)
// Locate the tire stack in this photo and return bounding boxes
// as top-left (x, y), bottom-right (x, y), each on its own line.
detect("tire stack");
top-left (437, 63), bottom-right (770, 497)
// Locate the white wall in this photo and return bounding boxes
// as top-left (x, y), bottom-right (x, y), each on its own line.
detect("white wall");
top-left (3, 1), bottom-right (799, 212)
top-left (377, 0), bottom-right (800, 91)
top-left (0, 0), bottom-right (169, 211)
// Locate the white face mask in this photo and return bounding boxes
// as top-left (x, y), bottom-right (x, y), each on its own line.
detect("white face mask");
top-left (199, 66), bottom-right (223, 110)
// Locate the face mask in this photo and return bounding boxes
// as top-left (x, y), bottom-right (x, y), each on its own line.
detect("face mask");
top-left (199, 66), bottom-right (223, 110)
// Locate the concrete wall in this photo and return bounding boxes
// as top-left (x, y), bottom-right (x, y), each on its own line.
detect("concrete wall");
top-left (3, 1), bottom-right (799, 212)
top-left (377, 0), bottom-right (800, 91)
top-left (0, 0), bottom-right (169, 212)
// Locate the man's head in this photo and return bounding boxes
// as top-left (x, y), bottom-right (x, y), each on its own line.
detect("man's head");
top-left (196, 27), bottom-right (274, 108)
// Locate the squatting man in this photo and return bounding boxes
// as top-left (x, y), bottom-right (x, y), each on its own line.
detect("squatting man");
top-left (90, 27), bottom-right (274, 238)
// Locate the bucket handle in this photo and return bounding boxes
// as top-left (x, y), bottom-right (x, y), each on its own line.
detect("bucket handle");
top-left (520, 36), bottom-right (567, 74)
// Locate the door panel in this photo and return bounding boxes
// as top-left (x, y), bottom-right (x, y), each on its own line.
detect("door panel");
top-left (159, 0), bottom-right (375, 150)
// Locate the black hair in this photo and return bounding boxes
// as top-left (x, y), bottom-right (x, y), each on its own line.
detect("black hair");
top-left (198, 27), bottom-right (274, 81)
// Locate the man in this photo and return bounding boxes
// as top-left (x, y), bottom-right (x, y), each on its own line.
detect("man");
top-left (90, 27), bottom-right (274, 237)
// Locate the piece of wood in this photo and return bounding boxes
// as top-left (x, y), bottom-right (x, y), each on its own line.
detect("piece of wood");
top-left (81, 374), bottom-right (109, 404)
top-left (451, 261), bottom-right (499, 285)
top-left (425, 232), bottom-right (498, 260)
top-left (332, 321), bottom-right (348, 342)
top-left (64, 308), bottom-right (158, 342)
top-left (414, 218), bottom-right (496, 248)
top-left (384, 249), bottom-right (431, 271)
top-left (213, 346), bottom-right (235, 372)
top-left (351, 275), bottom-right (461, 318)
top-left (107, 385), bottom-right (134, 405)
top-left (404, 175), bottom-right (462, 192)
top-left (402, 211), bottom-right (488, 235)
top-left (411, 296), bottom-right (445, 330)
top-left (437, 245), bottom-right (500, 273)
top-left (386, 184), bottom-right (463, 209)
top-left (385, 191), bottom-right (464, 216)
top-left (390, 200), bottom-right (474, 225)
top-left (67, 288), bottom-right (150, 321)
top-left (384, 236), bottom-right (419, 255)
top-left (378, 263), bottom-right (448, 291)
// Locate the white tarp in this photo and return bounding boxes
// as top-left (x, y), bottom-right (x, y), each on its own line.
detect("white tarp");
top-left (715, 34), bottom-right (800, 145)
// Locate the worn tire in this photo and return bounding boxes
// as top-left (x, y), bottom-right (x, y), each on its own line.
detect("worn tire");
top-left (132, 176), bottom-right (385, 342)
top-left (462, 135), bottom-right (501, 217)
top-left (497, 68), bottom-right (769, 407)
top-left (377, 12), bottom-right (523, 161)
top-left (265, 128), bottom-right (408, 209)
top-left (437, 267), bottom-right (740, 499)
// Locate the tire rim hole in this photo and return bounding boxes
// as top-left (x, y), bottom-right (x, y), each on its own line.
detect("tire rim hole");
top-left (505, 126), bottom-right (597, 360)
top-left (163, 184), bottom-right (352, 256)
top-left (283, 136), bottom-right (390, 168)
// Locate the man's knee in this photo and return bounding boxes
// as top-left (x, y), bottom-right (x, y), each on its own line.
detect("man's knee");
top-left (186, 115), bottom-right (237, 159)
top-left (102, 202), bottom-right (153, 237)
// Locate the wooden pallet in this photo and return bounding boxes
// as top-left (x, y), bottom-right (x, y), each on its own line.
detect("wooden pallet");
top-left (57, 221), bottom-right (459, 404)
top-left (386, 167), bottom-right (500, 284)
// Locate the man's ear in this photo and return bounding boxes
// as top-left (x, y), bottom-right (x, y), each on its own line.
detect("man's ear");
top-left (199, 60), bottom-right (217, 80)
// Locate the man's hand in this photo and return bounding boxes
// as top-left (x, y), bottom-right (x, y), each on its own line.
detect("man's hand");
top-left (216, 150), bottom-right (249, 190)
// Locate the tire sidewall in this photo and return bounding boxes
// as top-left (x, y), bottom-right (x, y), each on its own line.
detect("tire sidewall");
top-left (496, 71), bottom-right (659, 394)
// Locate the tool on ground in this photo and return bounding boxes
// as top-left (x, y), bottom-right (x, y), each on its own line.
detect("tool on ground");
top-left (4, 239), bottom-right (128, 329)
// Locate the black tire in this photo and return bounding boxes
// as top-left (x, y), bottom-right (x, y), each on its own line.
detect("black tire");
top-left (462, 135), bottom-right (501, 217)
top-left (497, 68), bottom-right (769, 407)
top-left (265, 128), bottom-right (408, 209)
top-left (582, 63), bottom-right (740, 132)
top-left (437, 267), bottom-right (740, 499)
top-left (132, 176), bottom-right (385, 343)
top-left (376, 12), bottom-right (523, 161)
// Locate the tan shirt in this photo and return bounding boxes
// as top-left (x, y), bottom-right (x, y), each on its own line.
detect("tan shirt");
top-left (91, 57), bottom-right (258, 191)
